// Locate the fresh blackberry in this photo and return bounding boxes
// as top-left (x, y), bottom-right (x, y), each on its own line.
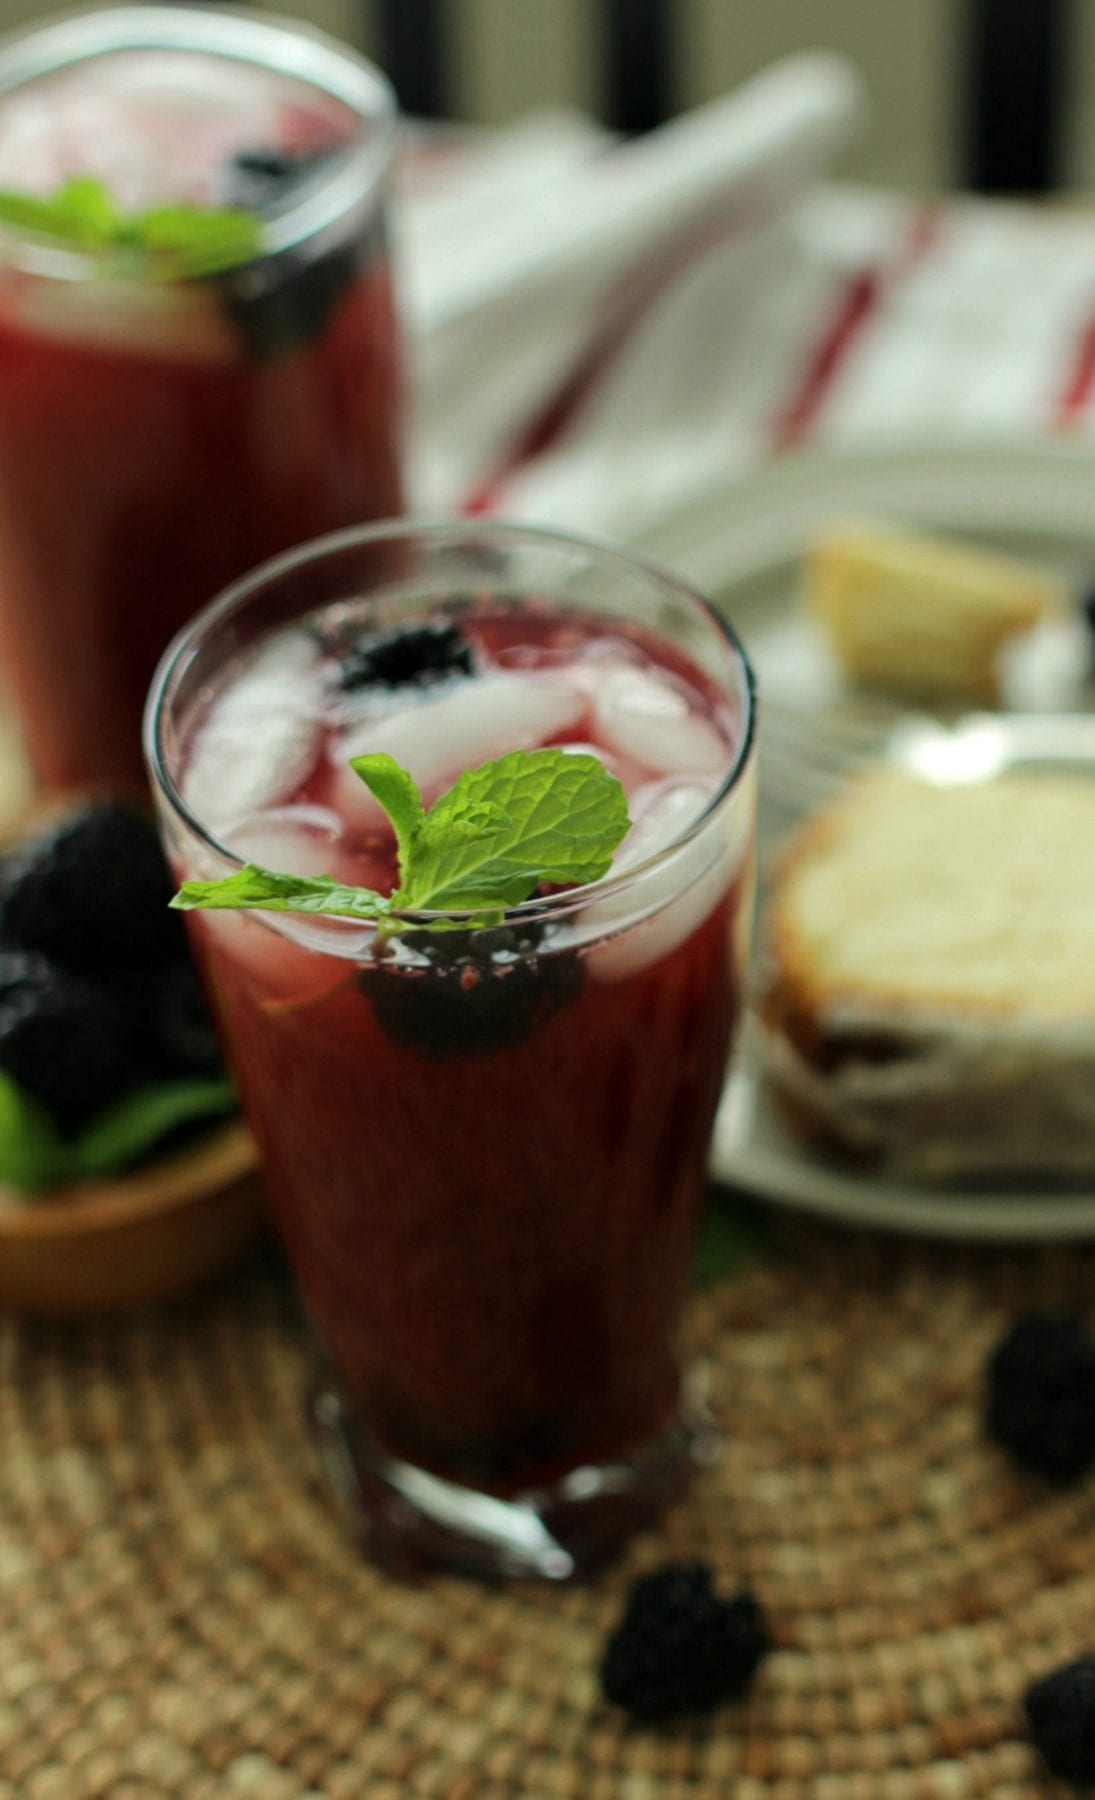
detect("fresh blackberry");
top-left (220, 200), bottom-right (379, 361)
top-left (223, 145), bottom-right (337, 216)
top-left (0, 802), bottom-right (183, 975)
top-left (0, 950), bottom-right (134, 1131)
top-left (600, 1561), bottom-right (771, 1722)
top-left (0, 947), bottom-right (47, 1005)
top-left (985, 1314), bottom-right (1095, 1485)
top-left (338, 621), bottom-right (474, 691)
top-left (137, 962), bottom-right (225, 1082)
top-left (1025, 1655), bottom-right (1095, 1785)
top-left (358, 921), bottom-right (582, 1058)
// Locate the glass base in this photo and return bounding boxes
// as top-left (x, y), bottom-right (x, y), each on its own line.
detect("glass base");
top-left (310, 1373), bottom-right (720, 1581)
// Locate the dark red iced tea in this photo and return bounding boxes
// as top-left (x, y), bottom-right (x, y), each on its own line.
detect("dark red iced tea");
top-left (173, 599), bottom-right (752, 1495)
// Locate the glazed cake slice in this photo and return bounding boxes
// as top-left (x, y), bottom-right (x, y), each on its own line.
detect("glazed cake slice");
top-left (805, 524), bottom-right (1067, 702)
top-left (761, 769), bottom-right (1095, 1182)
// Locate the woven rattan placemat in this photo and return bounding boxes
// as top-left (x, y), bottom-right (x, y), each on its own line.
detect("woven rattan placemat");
top-left (0, 1219), bottom-right (1091, 1799)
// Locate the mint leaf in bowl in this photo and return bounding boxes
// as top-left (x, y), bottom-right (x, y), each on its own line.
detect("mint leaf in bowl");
top-left (0, 1070), bottom-right (238, 1199)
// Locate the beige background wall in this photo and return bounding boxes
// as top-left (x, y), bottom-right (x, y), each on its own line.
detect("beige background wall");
top-left (0, 0), bottom-right (1078, 193)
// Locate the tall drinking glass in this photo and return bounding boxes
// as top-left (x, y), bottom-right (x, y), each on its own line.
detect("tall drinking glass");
top-left (146, 521), bottom-right (757, 1578)
top-left (0, 6), bottom-right (402, 795)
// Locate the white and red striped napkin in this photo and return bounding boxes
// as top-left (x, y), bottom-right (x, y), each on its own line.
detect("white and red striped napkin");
top-left (398, 54), bottom-right (1095, 543)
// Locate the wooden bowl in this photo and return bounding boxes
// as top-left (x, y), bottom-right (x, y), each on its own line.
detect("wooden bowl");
top-left (0, 792), bottom-right (265, 1313)
top-left (0, 1118), bottom-right (265, 1315)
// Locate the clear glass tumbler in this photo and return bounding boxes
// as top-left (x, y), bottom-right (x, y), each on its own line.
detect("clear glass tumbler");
top-left (145, 520), bottom-right (757, 1579)
top-left (0, 6), bottom-right (402, 795)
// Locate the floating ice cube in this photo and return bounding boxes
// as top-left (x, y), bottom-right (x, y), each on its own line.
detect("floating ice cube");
top-left (333, 673), bottom-right (586, 822)
top-left (183, 633), bottom-right (326, 827)
top-left (585, 769), bottom-right (755, 982)
top-left (613, 777), bottom-right (717, 873)
top-left (192, 806), bottom-right (375, 998)
top-left (0, 54), bottom-right (285, 212)
top-left (559, 637), bottom-right (648, 689)
top-left (556, 739), bottom-right (644, 792)
top-left (19, 279), bottom-right (237, 364)
top-left (592, 665), bottom-right (728, 778)
top-left (222, 805), bottom-right (347, 878)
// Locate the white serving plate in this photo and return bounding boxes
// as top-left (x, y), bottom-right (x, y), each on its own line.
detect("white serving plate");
top-left (640, 439), bottom-right (1095, 1239)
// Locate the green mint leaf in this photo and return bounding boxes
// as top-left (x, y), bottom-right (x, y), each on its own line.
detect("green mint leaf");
top-left (396, 749), bottom-right (630, 913)
top-left (57, 175), bottom-right (124, 242)
top-left (0, 1072), bottom-right (66, 1194)
top-left (170, 748), bottom-right (631, 926)
top-left (0, 1071), bottom-right (237, 1196)
top-left (75, 1078), bottom-right (237, 1180)
top-left (135, 203), bottom-right (263, 277)
top-left (171, 863), bottom-right (393, 922)
top-left (351, 753), bottom-right (425, 875)
top-left (0, 174), bottom-right (263, 277)
top-left (0, 176), bottom-right (122, 246)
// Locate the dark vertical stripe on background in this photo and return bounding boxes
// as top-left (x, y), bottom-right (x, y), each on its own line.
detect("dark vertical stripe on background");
top-left (600, 0), bottom-right (674, 134)
top-left (376, 0), bottom-right (447, 120)
top-left (961, 0), bottom-right (1068, 192)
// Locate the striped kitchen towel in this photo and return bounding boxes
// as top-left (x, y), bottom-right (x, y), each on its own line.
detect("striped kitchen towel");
top-left (399, 53), bottom-right (1095, 542)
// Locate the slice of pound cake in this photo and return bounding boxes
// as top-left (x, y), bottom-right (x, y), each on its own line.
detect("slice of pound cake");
top-left (760, 768), bottom-right (1095, 1182)
top-left (805, 524), bottom-right (1066, 702)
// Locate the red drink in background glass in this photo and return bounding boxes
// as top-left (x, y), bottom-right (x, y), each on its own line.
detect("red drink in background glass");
top-left (0, 8), bottom-right (402, 795)
top-left (147, 522), bottom-right (757, 1579)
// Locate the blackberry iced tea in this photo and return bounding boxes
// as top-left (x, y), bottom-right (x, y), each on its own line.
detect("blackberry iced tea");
top-left (148, 523), bottom-right (756, 1578)
top-left (0, 8), bottom-right (402, 793)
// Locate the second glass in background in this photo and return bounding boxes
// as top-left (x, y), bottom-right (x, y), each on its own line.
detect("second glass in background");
top-left (0, 5), bottom-right (404, 794)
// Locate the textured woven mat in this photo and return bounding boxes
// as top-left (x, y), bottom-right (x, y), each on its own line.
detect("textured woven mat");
top-left (0, 1220), bottom-right (1091, 1800)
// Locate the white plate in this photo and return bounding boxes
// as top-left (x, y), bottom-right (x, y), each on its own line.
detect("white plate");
top-left (639, 439), bottom-right (1095, 1240)
top-left (711, 1023), bottom-right (1095, 1242)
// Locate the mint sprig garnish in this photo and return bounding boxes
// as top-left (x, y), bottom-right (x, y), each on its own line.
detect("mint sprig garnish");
top-left (172, 748), bottom-right (631, 927)
top-left (0, 175), bottom-right (263, 278)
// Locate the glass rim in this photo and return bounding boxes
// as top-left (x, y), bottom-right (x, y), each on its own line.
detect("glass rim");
top-left (0, 3), bottom-right (398, 279)
top-left (144, 516), bottom-right (758, 932)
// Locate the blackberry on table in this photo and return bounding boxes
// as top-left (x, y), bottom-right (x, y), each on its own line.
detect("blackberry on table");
top-left (985, 1314), bottom-right (1095, 1486)
top-left (0, 951), bottom-right (134, 1132)
top-left (358, 922), bottom-right (582, 1059)
top-left (600, 1561), bottom-right (771, 1722)
top-left (0, 802), bottom-right (183, 975)
top-left (338, 620), bottom-right (475, 691)
top-left (1025, 1655), bottom-right (1095, 1786)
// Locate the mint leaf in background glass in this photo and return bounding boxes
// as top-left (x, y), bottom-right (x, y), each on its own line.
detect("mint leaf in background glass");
top-left (0, 1071), bottom-right (237, 1197)
top-left (172, 747), bottom-right (632, 927)
top-left (136, 203), bottom-right (263, 277)
top-left (0, 176), bottom-right (122, 246)
top-left (0, 175), bottom-right (263, 277)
